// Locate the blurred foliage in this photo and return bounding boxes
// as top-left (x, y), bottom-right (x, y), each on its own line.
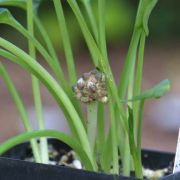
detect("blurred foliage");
top-left (0, 0), bottom-right (180, 50)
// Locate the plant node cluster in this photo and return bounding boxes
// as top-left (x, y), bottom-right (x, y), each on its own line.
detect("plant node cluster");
top-left (72, 68), bottom-right (108, 103)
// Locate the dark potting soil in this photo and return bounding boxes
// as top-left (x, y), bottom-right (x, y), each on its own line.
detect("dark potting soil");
top-left (2, 139), bottom-right (80, 168)
top-left (1, 139), bottom-right (175, 179)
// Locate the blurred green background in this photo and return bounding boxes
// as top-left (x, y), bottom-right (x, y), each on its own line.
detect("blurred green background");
top-left (1, 0), bottom-right (180, 50)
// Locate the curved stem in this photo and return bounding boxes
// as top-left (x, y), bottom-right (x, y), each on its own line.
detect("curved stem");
top-left (133, 31), bottom-right (146, 141)
top-left (6, 19), bottom-right (68, 91)
top-left (0, 37), bottom-right (93, 164)
top-left (34, 15), bottom-right (84, 124)
top-left (87, 102), bottom-right (98, 154)
top-left (53, 0), bottom-right (77, 85)
top-left (0, 63), bottom-right (41, 163)
top-left (118, 29), bottom-right (141, 99)
top-left (33, 15), bottom-right (62, 76)
top-left (27, 0), bottom-right (48, 164)
top-left (83, 1), bottom-right (98, 43)
top-left (0, 130), bottom-right (96, 171)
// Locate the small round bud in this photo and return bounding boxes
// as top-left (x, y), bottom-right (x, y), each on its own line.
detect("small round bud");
top-left (77, 78), bottom-right (85, 89)
top-left (87, 81), bottom-right (96, 92)
top-left (72, 68), bottom-right (108, 104)
top-left (101, 96), bottom-right (108, 103)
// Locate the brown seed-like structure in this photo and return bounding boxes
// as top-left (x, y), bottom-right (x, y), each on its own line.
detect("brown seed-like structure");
top-left (72, 68), bottom-right (108, 103)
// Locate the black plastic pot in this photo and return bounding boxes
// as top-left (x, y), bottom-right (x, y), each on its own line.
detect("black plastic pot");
top-left (0, 139), bottom-right (180, 180)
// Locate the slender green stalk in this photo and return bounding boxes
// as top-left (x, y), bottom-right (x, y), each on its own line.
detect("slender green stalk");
top-left (27, 0), bottom-right (48, 164)
top-left (53, 0), bottom-right (77, 85)
top-left (96, 103), bottom-right (105, 163)
top-left (127, 58), bottom-right (136, 108)
top-left (34, 14), bottom-right (83, 123)
top-left (128, 106), bottom-right (142, 178)
top-left (82, 0), bottom-right (99, 43)
top-left (0, 49), bottom-right (27, 68)
top-left (1, 13), bottom-right (68, 92)
top-left (87, 102), bottom-right (98, 154)
top-left (137, 100), bottom-right (145, 162)
top-left (133, 31), bottom-right (146, 140)
top-left (98, 0), bottom-right (108, 60)
top-left (67, 0), bottom-right (99, 66)
top-left (130, 100), bottom-right (145, 179)
top-left (0, 130), bottom-right (95, 171)
top-left (109, 96), bottom-right (119, 174)
top-left (11, 16), bottom-right (84, 125)
top-left (0, 63), bottom-right (41, 163)
top-left (118, 29), bottom-right (141, 99)
top-left (33, 15), bottom-right (64, 81)
top-left (100, 130), bottom-right (112, 172)
top-left (13, 22), bottom-right (66, 87)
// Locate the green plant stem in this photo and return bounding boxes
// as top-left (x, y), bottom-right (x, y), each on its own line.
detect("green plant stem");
top-left (33, 15), bottom-right (63, 79)
top-left (137, 100), bottom-right (145, 165)
top-left (96, 103), bottom-right (105, 165)
top-left (53, 0), bottom-right (77, 85)
top-left (133, 31), bottom-right (146, 141)
top-left (3, 15), bottom-right (67, 91)
top-left (87, 102), bottom-right (98, 154)
top-left (27, 0), bottom-right (48, 164)
top-left (130, 100), bottom-right (145, 179)
top-left (109, 96), bottom-right (119, 174)
top-left (82, 0), bottom-right (98, 43)
top-left (98, 0), bottom-right (108, 60)
top-left (118, 29), bottom-right (141, 98)
top-left (131, 150), bottom-right (143, 179)
top-left (100, 129), bottom-right (114, 172)
top-left (0, 130), bottom-right (95, 171)
top-left (128, 106), bottom-right (142, 178)
top-left (0, 63), bottom-right (41, 163)
top-left (122, 133), bottom-right (131, 176)
top-left (8, 14), bottom-right (84, 125)
top-left (0, 37), bottom-right (94, 167)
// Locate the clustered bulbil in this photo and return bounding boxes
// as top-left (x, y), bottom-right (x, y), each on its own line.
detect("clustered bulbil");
top-left (72, 68), bottom-right (108, 103)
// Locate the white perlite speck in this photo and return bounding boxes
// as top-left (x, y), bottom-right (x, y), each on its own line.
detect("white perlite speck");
top-left (173, 128), bottom-right (180, 173)
top-left (72, 160), bottom-right (82, 169)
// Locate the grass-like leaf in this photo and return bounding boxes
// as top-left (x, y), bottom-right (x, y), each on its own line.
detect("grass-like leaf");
top-left (0, 62), bottom-right (41, 162)
top-left (135, 0), bottom-right (158, 35)
top-left (0, 37), bottom-right (94, 167)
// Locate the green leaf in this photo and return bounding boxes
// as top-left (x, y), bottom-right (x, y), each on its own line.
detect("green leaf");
top-left (0, 130), bottom-right (95, 170)
top-left (132, 79), bottom-right (170, 101)
top-left (0, 0), bottom-right (42, 10)
top-left (127, 106), bottom-right (136, 155)
top-left (135, 0), bottom-right (158, 35)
